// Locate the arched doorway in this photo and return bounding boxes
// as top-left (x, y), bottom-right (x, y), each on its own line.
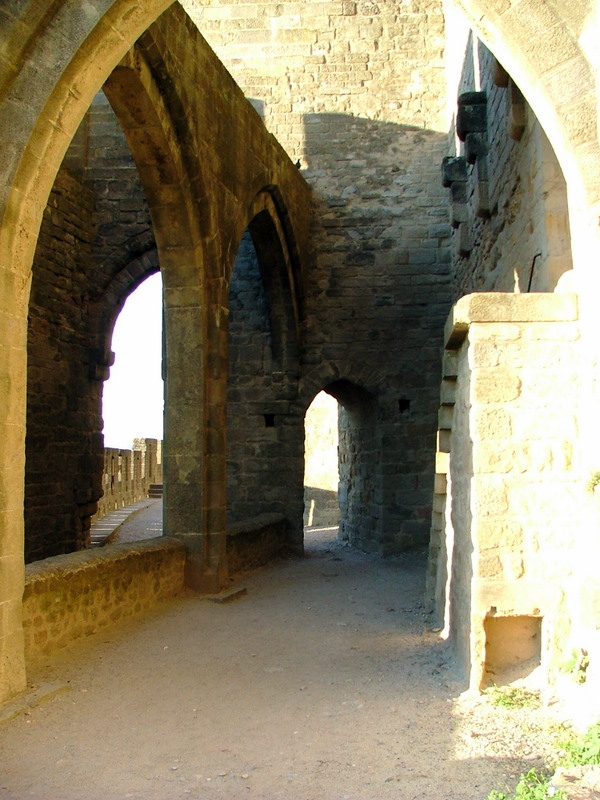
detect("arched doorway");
top-left (102, 272), bottom-right (164, 450)
top-left (23, 83), bottom-right (168, 563)
top-left (303, 390), bottom-right (340, 536)
top-left (226, 195), bottom-right (304, 552)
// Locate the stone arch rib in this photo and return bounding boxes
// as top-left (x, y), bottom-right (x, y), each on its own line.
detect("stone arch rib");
top-left (0, 0), bottom-right (175, 704)
top-left (244, 190), bottom-right (302, 371)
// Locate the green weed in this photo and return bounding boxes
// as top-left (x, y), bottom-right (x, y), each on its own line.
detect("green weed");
top-left (587, 470), bottom-right (600, 493)
top-left (484, 720), bottom-right (600, 800)
top-left (484, 685), bottom-right (541, 709)
top-left (484, 768), bottom-right (565, 800)
top-left (560, 720), bottom-right (600, 767)
top-left (559, 648), bottom-right (589, 684)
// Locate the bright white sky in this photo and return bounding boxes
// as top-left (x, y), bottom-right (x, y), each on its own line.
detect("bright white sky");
top-left (102, 272), bottom-right (164, 449)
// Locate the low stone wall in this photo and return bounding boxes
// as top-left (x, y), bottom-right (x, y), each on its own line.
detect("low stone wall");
top-left (23, 515), bottom-right (290, 664)
top-left (227, 513), bottom-right (289, 575)
top-left (303, 486), bottom-right (339, 528)
top-left (23, 537), bottom-right (185, 664)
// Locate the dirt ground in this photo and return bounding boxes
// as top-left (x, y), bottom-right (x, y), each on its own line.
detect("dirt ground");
top-left (0, 528), bottom-right (568, 800)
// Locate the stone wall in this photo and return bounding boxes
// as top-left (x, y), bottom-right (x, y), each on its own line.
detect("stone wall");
top-left (95, 438), bottom-right (163, 520)
top-left (226, 513), bottom-right (289, 575)
top-left (443, 36), bottom-right (573, 298)
top-left (23, 538), bottom-right (186, 665)
top-left (184, 0), bottom-right (454, 553)
top-left (336, 381), bottom-right (378, 549)
top-left (227, 231), bottom-right (296, 525)
top-left (429, 294), bottom-right (591, 689)
top-left (25, 168), bottom-right (101, 561)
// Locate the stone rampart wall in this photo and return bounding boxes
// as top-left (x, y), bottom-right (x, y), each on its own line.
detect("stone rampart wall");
top-left (22, 538), bottom-right (186, 665)
top-left (95, 438), bottom-right (163, 521)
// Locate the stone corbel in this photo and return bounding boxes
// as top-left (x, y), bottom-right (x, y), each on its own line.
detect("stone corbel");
top-left (89, 348), bottom-right (115, 381)
top-left (491, 58), bottom-right (509, 88)
top-left (442, 156), bottom-right (468, 226)
top-left (507, 79), bottom-right (526, 141)
top-left (457, 91), bottom-right (490, 220)
top-left (491, 58), bottom-right (527, 141)
top-left (441, 156), bottom-right (472, 257)
top-left (456, 91), bottom-right (487, 142)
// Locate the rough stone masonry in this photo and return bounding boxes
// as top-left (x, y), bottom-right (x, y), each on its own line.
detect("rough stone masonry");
top-left (0, 0), bottom-right (600, 707)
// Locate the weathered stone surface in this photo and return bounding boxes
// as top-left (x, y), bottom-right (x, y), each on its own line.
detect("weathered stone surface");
top-left (1, 0), bottom-right (600, 709)
top-left (471, 368), bottom-right (522, 404)
top-left (441, 156), bottom-right (468, 187)
top-left (448, 294), bottom-right (578, 343)
top-left (431, 295), bottom-right (586, 691)
top-left (226, 513), bottom-right (289, 574)
top-left (456, 91), bottom-right (488, 141)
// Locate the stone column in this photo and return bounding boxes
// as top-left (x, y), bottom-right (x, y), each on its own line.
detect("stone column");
top-left (0, 269), bottom-right (28, 703)
top-left (201, 278), bottom-right (229, 592)
top-left (163, 296), bottom-right (208, 592)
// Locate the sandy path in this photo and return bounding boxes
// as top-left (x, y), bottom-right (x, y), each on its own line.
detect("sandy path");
top-left (0, 531), bottom-right (561, 800)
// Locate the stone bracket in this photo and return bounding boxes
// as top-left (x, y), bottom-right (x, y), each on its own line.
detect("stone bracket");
top-left (456, 91), bottom-right (488, 141)
top-left (458, 91), bottom-right (490, 220)
top-left (88, 348), bottom-right (115, 381)
top-left (507, 79), bottom-right (526, 141)
top-left (441, 156), bottom-right (472, 255)
top-left (492, 57), bottom-right (527, 141)
top-left (441, 90), bottom-right (491, 254)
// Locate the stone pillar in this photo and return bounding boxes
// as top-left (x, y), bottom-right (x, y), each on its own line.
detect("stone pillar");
top-left (0, 515), bottom-right (27, 703)
top-left (430, 293), bottom-right (582, 689)
top-left (163, 275), bottom-right (229, 594)
top-left (163, 300), bottom-right (212, 593)
top-left (202, 277), bottom-right (229, 591)
top-left (0, 271), bottom-right (27, 704)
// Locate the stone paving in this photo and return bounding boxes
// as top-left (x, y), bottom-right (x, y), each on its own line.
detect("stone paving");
top-left (0, 530), bottom-right (562, 800)
top-left (89, 499), bottom-right (162, 546)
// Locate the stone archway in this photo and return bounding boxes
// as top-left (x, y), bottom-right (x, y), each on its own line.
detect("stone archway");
top-left (0, 0), bottom-right (312, 702)
top-left (226, 191), bottom-right (305, 550)
top-left (0, 0), bottom-right (175, 706)
top-left (102, 32), bottom-right (219, 594)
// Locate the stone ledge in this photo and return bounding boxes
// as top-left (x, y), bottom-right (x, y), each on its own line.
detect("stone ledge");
top-left (227, 513), bottom-right (288, 575)
top-left (444, 292), bottom-right (579, 349)
top-left (227, 512), bottom-right (286, 537)
top-left (25, 537), bottom-right (185, 585)
top-left (0, 683), bottom-right (70, 725)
